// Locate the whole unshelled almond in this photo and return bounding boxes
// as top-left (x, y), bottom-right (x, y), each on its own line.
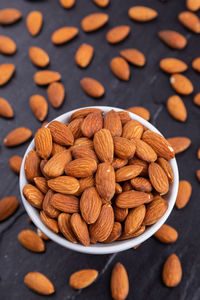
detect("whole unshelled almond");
top-left (0, 8), bottom-right (22, 25)
top-left (148, 162), bottom-right (169, 194)
top-left (158, 30), bottom-right (187, 49)
top-left (0, 196), bottom-right (18, 221)
top-left (80, 187), bottom-right (102, 224)
top-left (120, 48), bottom-right (146, 67)
top-left (44, 150), bottom-right (71, 177)
top-left (94, 128), bottom-right (114, 163)
top-left (42, 189), bottom-right (59, 218)
top-left (104, 110), bottom-right (122, 137)
top-left (81, 112), bottom-right (103, 138)
top-left (192, 57), bottom-right (200, 72)
top-left (110, 57), bottom-right (130, 81)
top-left (48, 121), bottom-right (74, 146)
top-left (29, 46), bottom-right (50, 68)
top-left (95, 162), bottom-right (115, 202)
top-left (178, 11), bottom-right (200, 33)
top-left (113, 205), bottom-right (128, 222)
top-left (194, 92), bottom-right (200, 106)
top-left (51, 27), bottom-right (79, 45)
top-left (75, 43), bottom-right (94, 68)
top-left (0, 35), bottom-right (16, 55)
top-left (47, 82), bottom-right (65, 108)
top-left (123, 120), bottom-right (143, 139)
top-left (65, 158), bottom-right (97, 178)
top-left (114, 137), bottom-right (136, 160)
top-left (167, 95), bottom-right (187, 122)
top-left (4, 127), bottom-right (32, 147)
top-left (186, 0), bottom-right (200, 11)
top-left (9, 155), bottom-right (22, 174)
top-left (29, 94), bottom-right (48, 121)
top-left (117, 110), bottom-right (131, 124)
top-left (0, 97), bottom-right (14, 118)
top-left (72, 146), bottom-right (98, 162)
top-left (70, 213), bottom-right (90, 246)
top-left (110, 262), bottom-right (129, 300)
top-left (40, 210), bottom-right (59, 233)
top-left (176, 180), bottom-right (192, 209)
top-left (130, 177), bottom-right (152, 192)
top-left (23, 184), bottom-right (44, 208)
top-left (24, 272), bottom-right (55, 295)
top-left (34, 70), bottom-right (61, 86)
top-left (160, 58), bottom-right (188, 74)
top-left (69, 269), bottom-right (98, 290)
top-left (18, 229), bottom-right (45, 252)
top-left (157, 157), bottom-right (174, 183)
top-left (48, 176), bottom-right (80, 195)
top-left (128, 6), bottom-right (158, 22)
top-left (58, 213), bottom-right (78, 243)
top-left (154, 224), bottom-right (178, 244)
top-left (116, 190), bottom-right (151, 208)
top-left (114, 184), bottom-right (124, 195)
top-left (134, 138), bottom-right (157, 162)
top-left (115, 165), bottom-right (143, 182)
top-left (143, 197), bottom-right (168, 225)
top-left (35, 127), bottom-right (52, 159)
top-left (60, 0), bottom-right (75, 9)
top-left (26, 11), bottom-right (43, 36)
top-left (104, 222), bottom-right (122, 243)
top-left (122, 181), bottom-right (132, 192)
top-left (70, 107), bottom-right (103, 121)
top-left (68, 118), bottom-right (83, 139)
top-left (106, 25), bottom-right (130, 44)
top-left (80, 77), bottom-right (105, 98)
top-left (124, 205), bottom-right (146, 235)
top-left (0, 63), bottom-right (15, 86)
top-left (51, 193), bottom-right (79, 213)
top-left (112, 158), bottom-right (128, 170)
top-left (72, 137), bottom-right (93, 150)
top-left (81, 13), bottom-right (109, 32)
top-left (129, 157), bottom-right (148, 177)
top-left (167, 137), bottom-right (191, 154)
top-left (34, 177), bottom-right (48, 194)
top-left (162, 254), bottom-right (182, 287)
top-left (170, 74), bottom-right (193, 95)
top-left (93, 0), bottom-right (110, 7)
top-left (25, 150), bottom-right (41, 182)
top-left (74, 176), bottom-right (95, 196)
top-left (128, 107), bottom-right (150, 121)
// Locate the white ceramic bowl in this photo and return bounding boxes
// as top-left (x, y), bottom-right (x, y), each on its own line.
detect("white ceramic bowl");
top-left (19, 106), bottom-right (179, 255)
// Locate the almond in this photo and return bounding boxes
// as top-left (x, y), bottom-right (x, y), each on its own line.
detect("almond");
top-left (176, 180), bottom-right (192, 209)
top-left (94, 128), bottom-right (114, 163)
top-left (23, 184), bottom-right (44, 209)
top-left (129, 157), bottom-right (148, 177)
top-left (0, 35), bottom-right (16, 55)
top-left (48, 176), bottom-right (80, 195)
top-left (110, 57), bottom-right (130, 81)
top-left (104, 110), bottom-right (122, 137)
top-left (48, 121), bottom-right (74, 146)
top-left (170, 73), bottom-right (193, 95)
top-left (106, 25), bottom-right (130, 44)
top-left (29, 94), bottom-right (48, 121)
top-left (29, 46), bottom-right (49, 68)
top-left (0, 8), bottom-right (22, 25)
top-left (47, 82), bottom-right (65, 108)
top-left (37, 228), bottom-right (49, 240)
top-left (117, 110), bottom-right (131, 124)
top-left (157, 157), bottom-right (174, 183)
top-left (58, 213), bottom-right (78, 243)
top-left (81, 13), bottom-right (109, 32)
top-left (143, 196), bottom-right (168, 225)
top-left (25, 150), bottom-right (41, 182)
top-left (128, 6), bottom-right (158, 22)
top-left (51, 193), bottom-right (79, 213)
top-left (34, 177), bottom-right (48, 194)
top-left (134, 138), bottom-right (157, 162)
top-left (115, 183), bottom-right (122, 195)
top-left (104, 222), bottom-right (122, 243)
top-left (80, 77), bottom-right (105, 98)
top-left (24, 272), bottom-right (55, 295)
top-left (129, 107), bottom-right (150, 121)
top-left (80, 187), bottom-right (102, 224)
top-left (68, 118), bottom-right (83, 139)
top-left (118, 225), bottom-right (145, 240)
top-left (178, 11), bottom-right (200, 33)
top-left (158, 30), bottom-right (187, 49)
top-left (0, 97), bottom-right (14, 118)
top-left (34, 70), bottom-right (61, 86)
top-left (18, 229), bottom-right (45, 252)
top-left (72, 146), bottom-right (98, 162)
top-left (93, 0), bottom-right (110, 7)
top-left (40, 160), bottom-right (49, 178)
top-left (72, 137), bottom-right (93, 150)
top-left (112, 158), bottom-right (128, 169)
top-left (167, 136), bottom-right (191, 154)
top-left (110, 263), bottom-right (129, 300)
top-left (81, 112), bottom-right (103, 138)
top-left (75, 43), bottom-right (94, 68)
top-left (69, 269), bottom-right (98, 289)
top-left (122, 120), bottom-right (144, 139)
top-left (124, 205), bottom-right (146, 235)
top-left (95, 162), bottom-right (115, 202)
top-left (9, 155), bottom-right (22, 174)
top-left (120, 48), bottom-right (146, 67)
top-left (114, 137), bottom-right (136, 160)
top-left (0, 63), bottom-right (15, 86)
top-left (60, 0), bottom-right (75, 9)
top-left (148, 162), bottom-right (169, 194)
top-left (154, 224), bottom-right (178, 244)
top-left (115, 165), bottom-right (143, 182)
top-left (122, 181), bottom-right (133, 192)
top-left (116, 190), bottom-right (151, 208)
top-left (130, 177), bottom-right (152, 192)
top-left (40, 210), bottom-right (59, 233)
top-left (113, 205), bottom-right (128, 222)
top-left (73, 176), bottom-right (95, 196)
top-left (194, 93), bottom-right (200, 106)
top-left (35, 127), bottom-right (52, 159)
top-left (70, 213), bottom-right (90, 246)
top-left (4, 127), bottom-right (32, 147)
top-left (160, 58), bottom-right (188, 74)
top-left (44, 150), bottom-right (72, 177)
top-left (0, 196), bottom-right (18, 221)
top-left (70, 107), bottom-right (104, 121)
top-left (192, 57), bottom-right (200, 72)
top-left (186, 0), bottom-right (200, 11)
top-left (26, 11), bottom-right (43, 36)
top-left (51, 26), bottom-right (78, 45)
top-left (162, 254), bottom-right (182, 287)
top-left (42, 189), bottom-right (59, 218)
top-left (167, 95), bottom-right (187, 122)
top-left (65, 158), bottom-right (97, 178)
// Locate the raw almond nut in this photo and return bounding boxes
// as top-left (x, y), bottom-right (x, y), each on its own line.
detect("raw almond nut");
top-left (0, 196), bottom-right (18, 221)
top-left (124, 204), bottom-right (146, 234)
top-left (194, 93), bottom-right (200, 106)
top-left (24, 272), bottom-right (55, 295)
top-left (112, 158), bottom-right (128, 169)
top-left (9, 155), bottom-right (22, 174)
top-left (70, 269), bottom-right (98, 289)
top-left (42, 189), bottom-right (59, 218)
top-left (120, 48), bottom-right (146, 67)
top-left (114, 137), bottom-right (136, 160)
top-left (128, 6), bottom-right (158, 22)
top-left (35, 127), bottom-right (52, 159)
top-left (47, 82), bottom-right (65, 108)
top-left (81, 13), bottom-right (109, 32)
top-left (25, 150), bottom-right (41, 182)
top-left (118, 225), bottom-right (145, 240)
top-left (167, 95), bottom-right (187, 122)
top-left (167, 137), bottom-right (191, 154)
top-left (148, 162), bottom-right (169, 194)
top-left (73, 176), bottom-right (95, 196)
top-left (157, 157), bottom-right (174, 183)
top-left (0, 35), bottom-right (16, 55)
top-left (26, 11), bottom-right (43, 36)
top-left (51, 27), bottom-right (78, 44)
top-left (29, 46), bottom-right (49, 68)
top-left (4, 127), bottom-right (32, 147)
top-left (128, 107), bottom-right (150, 121)
top-left (51, 193), bottom-right (79, 213)
top-left (113, 205), bottom-right (128, 222)
top-left (131, 177), bottom-right (152, 192)
top-left (80, 77), bottom-right (105, 98)
top-left (104, 222), bottom-right (122, 243)
top-left (80, 187), bottom-right (102, 224)
top-left (106, 25), bottom-right (130, 44)
top-left (29, 94), bottom-right (48, 121)
top-left (48, 176), bottom-right (80, 195)
top-left (81, 112), bottom-right (103, 138)
top-left (162, 254), bottom-right (182, 287)
top-left (196, 170), bottom-right (200, 181)
top-left (143, 197), bottom-right (168, 225)
top-left (134, 138), bottom-right (157, 162)
top-left (117, 110), bottom-right (131, 124)
top-left (110, 263), bottom-right (129, 300)
top-left (44, 150), bottom-right (72, 177)
top-left (48, 121), bottom-right (74, 146)
top-left (75, 43), bottom-right (94, 68)
top-left (129, 157), bottom-right (148, 177)
top-left (115, 183), bottom-right (122, 195)
top-left (160, 58), bottom-right (188, 74)
top-left (60, 0), bottom-right (75, 9)
top-left (158, 30), bottom-right (187, 49)
top-left (0, 8), bottom-right (22, 25)
top-left (178, 11), bottom-right (200, 33)
top-left (70, 108), bottom-right (104, 121)
top-left (68, 118), bottom-right (83, 139)
top-left (123, 120), bottom-right (144, 139)
top-left (176, 180), bottom-right (192, 209)
top-left (94, 129), bottom-right (114, 163)
top-left (115, 165), bottom-right (143, 182)
top-left (40, 210), bottom-right (59, 233)
top-left (104, 110), bottom-right (122, 137)
top-left (186, 0), bottom-right (200, 11)
top-left (18, 229), bottom-right (45, 252)
top-left (0, 97), bottom-right (14, 118)
top-left (37, 228), bottom-right (49, 240)
top-left (71, 213), bottom-right (90, 246)
top-left (72, 137), bottom-right (93, 150)
top-left (116, 190), bottom-right (151, 208)
top-left (90, 204), bottom-right (114, 242)
top-left (154, 224), bottom-right (178, 244)
top-left (34, 177), bottom-right (48, 194)
top-left (95, 162), bottom-right (115, 202)
top-left (65, 158), bottom-right (97, 178)
top-left (72, 146), bottom-right (98, 162)
top-left (93, 0), bottom-right (110, 7)
top-left (34, 70), bottom-right (61, 86)
top-left (110, 57), bottom-right (130, 81)
top-left (58, 213), bottom-right (78, 243)
top-left (0, 63), bottom-right (15, 86)
top-left (23, 184), bottom-right (44, 209)
top-left (192, 57), bottom-right (200, 72)
top-left (170, 74), bottom-right (193, 95)
top-left (122, 181), bottom-right (133, 192)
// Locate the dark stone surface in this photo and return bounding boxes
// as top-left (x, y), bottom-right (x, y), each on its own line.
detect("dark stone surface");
top-left (0, 0), bottom-right (200, 299)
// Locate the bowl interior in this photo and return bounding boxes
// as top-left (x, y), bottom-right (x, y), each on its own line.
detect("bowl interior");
top-left (19, 106), bottom-right (179, 255)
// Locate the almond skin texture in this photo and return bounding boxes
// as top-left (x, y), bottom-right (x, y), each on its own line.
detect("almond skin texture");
top-left (122, 120), bottom-right (144, 139)
top-left (160, 58), bottom-right (188, 74)
top-left (44, 150), bottom-right (72, 178)
top-left (51, 193), bottom-right (79, 213)
top-left (94, 129), bottom-right (114, 163)
top-left (157, 157), bottom-right (174, 183)
top-left (192, 57), bottom-right (200, 72)
top-left (110, 263), bottom-right (129, 300)
top-left (186, 0), bottom-right (200, 11)
top-left (128, 107), bottom-right (150, 121)
top-left (118, 225), bottom-right (145, 240)
top-left (115, 165), bottom-right (143, 182)
top-left (118, 111), bottom-right (131, 124)
top-left (124, 205), bottom-right (146, 235)
top-left (60, 0), bottom-right (75, 9)
top-left (26, 11), bottom-right (43, 36)
top-left (104, 110), bottom-right (122, 137)
top-left (0, 196), bottom-right (19, 221)
top-left (72, 146), bottom-right (98, 162)
top-left (80, 77), bottom-right (105, 98)
top-left (70, 108), bottom-right (103, 121)
top-left (143, 197), bottom-right (168, 225)
top-left (167, 95), bottom-right (187, 122)
top-left (4, 127), bottom-right (32, 147)
top-left (0, 63), bottom-right (15, 86)
top-left (81, 112), bottom-right (103, 138)
top-left (48, 176), bottom-right (80, 195)
top-left (158, 30), bottom-right (187, 49)
top-left (178, 11), bottom-right (200, 33)
top-left (25, 150), bottom-right (41, 182)
top-left (69, 269), bottom-right (98, 290)
top-left (0, 8), bottom-right (22, 25)
top-left (34, 177), bottom-right (48, 194)
top-left (29, 46), bottom-right (49, 68)
top-left (24, 272), bottom-right (55, 295)
top-left (18, 229), bottom-right (45, 252)
top-left (104, 222), bottom-right (122, 243)
top-left (0, 97), bottom-right (14, 118)
top-left (130, 177), bottom-right (152, 192)
top-left (90, 204), bottom-right (114, 242)
top-left (80, 187), bottom-right (102, 224)
top-left (29, 95), bottom-right (48, 121)
top-left (113, 205), bottom-right (128, 222)
top-left (58, 213), bottom-right (78, 243)
top-left (112, 158), bottom-right (128, 170)
top-left (116, 190), bottom-right (151, 208)
top-left (42, 189), bottom-right (59, 218)
top-left (0, 35), bottom-right (16, 55)
top-left (70, 213), bottom-right (90, 246)
top-left (154, 224), bottom-right (178, 244)
top-left (93, 0), bottom-right (110, 7)
top-left (110, 57), bottom-right (130, 81)
top-left (129, 157), bottom-right (148, 177)
top-left (162, 254), bottom-right (182, 287)
top-left (128, 6), bottom-right (158, 22)
top-left (114, 137), bottom-right (136, 160)
top-left (40, 210), bottom-right (59, 233)
top-left (72, 137), bottom-right (93, 150)
top-left (148, 162), bottom-right (169, 195)
top-left (34, 70), bottom-right (61, 86)
top-left (9, 155), bottom-right (22, 174)
top-left (48, 121), bottom-right (74, 146)
top-left (106, 25), bottom-right (130, 44)
top-left (23, 184), bottom-right (44, 209)
top-left (167, 137), bottom-right (191, 154)
top-left (65, 158), bottom-right (97, 178)
top-left (95, 162), bottom-right (115, 202)
top-left (75, 44), bottom-right (94, 68)
top-left (74, 176), bottom-right (95, 196)
top-left (120, 48), bottom-right (146, 67)
top-left (35, 127), bottom-right (52, 159)
top-left (68, 118), bottom-right (83, 139)
top-left (51, 27), bottom-right (79, 45)
top-left (170, 74), bottom-right (194, 95)
top-left (176, 180), bottom-right (192, 209)
top-left (134, 138), bottom-right (157, 162)
top-left (47, 82), bottom-right (65, 108)
top-left (81, 13), bottom-right (109, 32)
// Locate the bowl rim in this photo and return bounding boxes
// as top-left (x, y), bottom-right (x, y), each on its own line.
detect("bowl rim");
top-left (19, 106), bottom-right (179, 255)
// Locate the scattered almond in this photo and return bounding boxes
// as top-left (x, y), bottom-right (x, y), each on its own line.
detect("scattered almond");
top-left (9, 155), bottom-right (22, 174)
top-left (167, 95), bottom-right (187, 122)
top-left (162, 254), bottom-right (182, 287)
top-left (80, 77), bottom-right (105, 98)
top-left (24, 272), bottom-right (55, 295)
top-left (194, 92), bottom-right (200, 106)
top-left (18, 229), bottom-right (45, 252)
top-left (186, 0), bottom-right (200, 11)
top-left (106, 25), bottom-right (130, 44)
top-left (29, 94), bottom-right (48, 121)
top-left (0, 8), bottom-right (22, 25)
top-left (170, 73), bottom-right (194, 95)
top-left (192, 57), bottom-right (200, 72)
top-left (176, 180), bottom-right (192, 209)
top-left (60, 0), bottom-right (75, 9)
top-left (167, 137), bottom-right (191, 154)
top-left (0, 97), bottom-right (14, 118)
top-left (70, 269), bottom-right (98, 289)
top-left (154, 224), bottom-right (178, 244)
top-left (34, 70), bottom-right (61, 86)
top-left (178, 11), bottom-right (200, 33)
top-left (75, 43), bottom-right (94, 68)
top-left (4, 127), bottom-right (32, 147)
top-left (110, 57), bottom-right (130, 81)
top-left (29, 46), bottom-right (49, 68)
top-left (0, 63), bottom-right (15, 86)
top-left (158, 30), bottom-right (187, 49)
top-left (51, 26), bottom-right (79, 45)
top-left (0, 35), bottom-right (16, 55)
top-left (26, 11), bottom-right (43, 36)
top-left (110, 262), bottom-right (129, 300)
top-left (93, 0), bottom-right (110, 7)
top-left (0, 196), bottom-right (19, 221)
top-left (81, 13), bottom-right (109, 32)
top-left (128, 6), bottom-right (158, 22)
top-left (160, 58), bottom-right (188, 74)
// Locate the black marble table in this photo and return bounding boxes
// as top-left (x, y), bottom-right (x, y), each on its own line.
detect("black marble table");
top-left (0, 0), bottom-right (200, 299)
